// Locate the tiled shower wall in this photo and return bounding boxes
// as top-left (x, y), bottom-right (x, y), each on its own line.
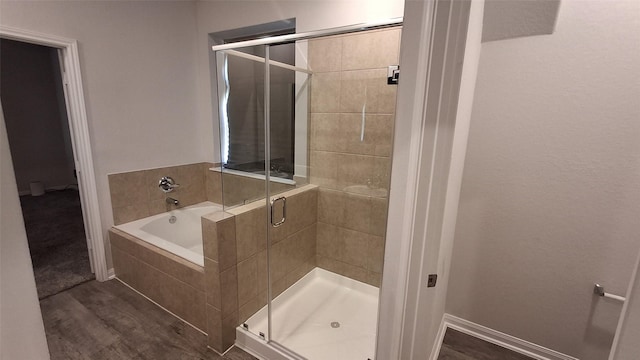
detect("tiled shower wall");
top-left (308, 28), bottom-right (401, 287)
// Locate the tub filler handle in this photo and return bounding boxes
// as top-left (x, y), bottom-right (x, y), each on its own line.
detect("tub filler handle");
top-left (271, 196), bottom-right (286, 227)
top-left (158, 176), bottom-right (180, 193)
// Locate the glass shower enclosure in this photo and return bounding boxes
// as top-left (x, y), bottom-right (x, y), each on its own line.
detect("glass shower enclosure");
top-left (213, 20), bottom-right (401, 359)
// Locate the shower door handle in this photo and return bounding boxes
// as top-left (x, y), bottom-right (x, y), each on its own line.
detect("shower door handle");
top-left (270, 196), bottom-right (286, 227)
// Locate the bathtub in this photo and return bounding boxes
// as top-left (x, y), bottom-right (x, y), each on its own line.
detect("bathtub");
top-left (114, 201), bottom-right (222, 267)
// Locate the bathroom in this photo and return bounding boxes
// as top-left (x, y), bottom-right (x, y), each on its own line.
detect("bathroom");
top-left (1, 1), bottom-right (639, 360)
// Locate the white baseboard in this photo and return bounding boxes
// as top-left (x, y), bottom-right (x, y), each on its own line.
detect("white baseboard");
top-left (107, 268), bottom-right (115, 280)
top-left (433, 314), bottom-right (579, 360)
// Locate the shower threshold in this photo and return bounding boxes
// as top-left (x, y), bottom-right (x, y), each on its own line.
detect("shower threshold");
top-left (235, 267), bottom-right (379, 360)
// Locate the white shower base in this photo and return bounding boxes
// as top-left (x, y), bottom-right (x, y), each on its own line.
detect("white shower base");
top-left (235, 268), bottom-right (379, 360)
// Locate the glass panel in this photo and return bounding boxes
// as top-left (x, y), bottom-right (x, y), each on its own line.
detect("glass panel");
top-left (266, 41), bottom-right (312, 357)
top-left (215, 44), bottom-right (269, 343)
top-left (216, 45), bottom-right (268, 209)
top-left (267, 27), bottom-right (400, 360)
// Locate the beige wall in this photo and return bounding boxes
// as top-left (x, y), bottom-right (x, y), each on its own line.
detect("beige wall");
top-left (308, 28), bottom-right (400, 287)
top-left (447, 1), bottom-right (640, 359)
top-left (0, 105), bottom-right (51, 360)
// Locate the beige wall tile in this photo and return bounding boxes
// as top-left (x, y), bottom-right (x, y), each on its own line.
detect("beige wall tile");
top-left (238, 291), bottom-right (267, 325)
top-left (285, 188), bottom-right (318, 236)
top-left (317, 222), bottom-right (340, 259)
top-left (271, 276), bottom-right (288, 299)
top-left (310, 113), bottom-right (346, 152)
top-left (109, 162), bottom-right (210, 224)
top-left (222, 311), bottom-right (238, 351)
top-left (370, 197), bottom-right (389, 236)
top-left (136, 241), bottom-right (205, 290)
top-left (205, 258), bottom-right (221, 308)
top-left (270, 238), bottom-right (289, 283)
top-left (339, 69), bottom-right (387, 114)
top-left (310, 72), bottom-right (341, 113)
top-left (109, 229), bottom-right (141, 257)
top-left (366, 271), bottom-right (382, 288)
top-left (134, 259), bottom-right (207, 331)
top-left (341, 28), bottom-right (401, 70)
top-left (202, 217), bottom-right (218, 261)
top-left (206, 305), bottom-right (222, 352)
top-left (337, 153), bottom-right (374, 189)
top-left (145, 167), bottom-right (174, 202)
top-left (235, 207), bottom-right (267, 262)
top-left (340, 228), bottom-right (370, 269)
top-left (237, 256), bottom-right (258, 307)
top-left (217, 216), bottom-right (237, 271)
top-left (256, 250), bottom-right (268, 293)
top-left (374, 156), bottom-right (392, 190)
top-left (111, 246), bottom-right (139, 289)
top-left (205, 167), bottom-right (223, 204)
top-left (342, 193), bottom-right (371, 233)
top-left (111, 229), bottom-right (204, 290)
top-left (309, 151), bottom-right (339, 189)
top-left (220, 266), bottom-right (238, 316)
top-left (317, 188), bottom-right (345, 226)
top-left (366, 235), bottom-right (385, 273)
top-left (147, 198), bottom-right (169, 216)
top-left (109, 170), bottom-right (147, 208)
top-left (345, 114), bottom-right (394, 157)
top-left (309, 36), bottom-right (342, 72)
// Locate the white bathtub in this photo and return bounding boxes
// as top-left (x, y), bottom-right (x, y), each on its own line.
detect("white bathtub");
top-left (114, 201), bottom-right (222, 267)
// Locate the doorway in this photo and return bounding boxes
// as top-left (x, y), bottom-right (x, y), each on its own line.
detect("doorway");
top-left (1, 38), bottom-right (94, 298)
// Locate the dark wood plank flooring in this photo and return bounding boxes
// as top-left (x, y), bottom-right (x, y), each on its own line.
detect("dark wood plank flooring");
top-left (438, 328), bottom-right (535, 360)
top-left (40, 279), bottom-right (256, 360)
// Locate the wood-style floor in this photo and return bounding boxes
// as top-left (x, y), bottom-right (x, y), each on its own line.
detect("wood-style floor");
top-left (40, 279), bottom-right (256, 360)
top-left (438, 328), bottom-right (535, 360)
top-left (41, 277), bottom-right (536, 360)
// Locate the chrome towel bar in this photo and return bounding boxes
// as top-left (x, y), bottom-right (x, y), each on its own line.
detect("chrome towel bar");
top-left (594, 284), bottom-right (626, 302)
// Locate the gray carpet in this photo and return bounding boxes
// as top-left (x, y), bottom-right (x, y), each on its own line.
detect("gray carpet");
top-left (20, 189), bottom-right (94, 299)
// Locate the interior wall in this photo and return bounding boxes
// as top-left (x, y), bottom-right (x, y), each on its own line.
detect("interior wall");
top-left (0, 1), bottom-right (202, 267)
top-left (1, 39), bottom-right (75, 194)
top-left (0, 104), bottom-right (51, 360)
top-left (195, 0), bottom-right (405, 164)
top-left (446, 1), bottom-right (640, 359)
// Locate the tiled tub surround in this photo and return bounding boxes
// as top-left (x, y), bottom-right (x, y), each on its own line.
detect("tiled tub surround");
top-left (110, 228), bottom-right (207, 331)
top-left (202, 184), bottom-right (318, 353)
top-left (109, 162), bottom-right (221, 225)
top-left (308, 28), bottom-right (400, 286)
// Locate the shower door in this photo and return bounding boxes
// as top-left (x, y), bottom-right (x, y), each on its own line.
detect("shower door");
top-left (266, 28), bottom-right (399, 360)
top-left (215, 25), bottom-right (400, 360)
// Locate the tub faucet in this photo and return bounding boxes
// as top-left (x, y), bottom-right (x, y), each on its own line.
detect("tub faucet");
top-left (166, 197), bottom-right (179, 206)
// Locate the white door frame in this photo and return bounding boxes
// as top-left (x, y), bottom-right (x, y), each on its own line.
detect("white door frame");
top-left (0, 25), bottom-right (108, 282)
top-left (377, 0), bottom-right (482, 357)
